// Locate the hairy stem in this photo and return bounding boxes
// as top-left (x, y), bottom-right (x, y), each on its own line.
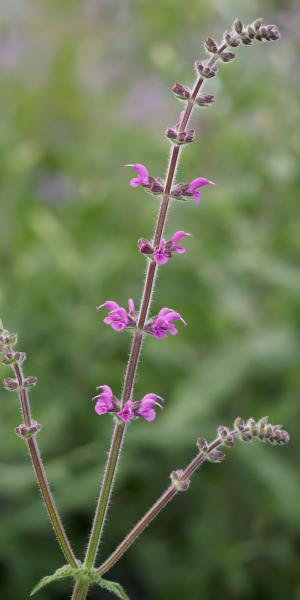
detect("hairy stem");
top-left (73, 45), bottom-right (226, 599)
top-left (96, 435), bottom-right (228, 575)
top-left (12, 359), bottom-right (78, 569)
top-left (71, 581), bottom-right (88, 600)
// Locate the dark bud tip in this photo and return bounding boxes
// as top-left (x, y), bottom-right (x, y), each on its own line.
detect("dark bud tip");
top-left (207, 449), bottom-right (226, 463)
top-left (224, 31), bottom-right (240, 47)
top-left (253, 18), bottom-right (263, 31)
top-left (3, 377), bottom-right (19, 391)
top-left (204, 36), bottom-right (218, 53)
top-left (172, 83), bottom-right (191, 100)
top-left (196, 94), bottom-right (215, 107)
top-left (247, 26), bottom-right (256, 39)
top-left (24, 376), bottom-right (38, 388)
top-left (241, 35), bottom-right (252, 45)
top-left (220, 51), bottom-right (236, 62)
top-left (234, 19), bottom-right (243, 34)
top-left (195, 61), bottom-right (216, 78)
top-left (137, 238), bottom-right (154, 255)
top-left (165, 127), bottom-right (177, 140)
top-left (196, 436), bottom-right (208, 452)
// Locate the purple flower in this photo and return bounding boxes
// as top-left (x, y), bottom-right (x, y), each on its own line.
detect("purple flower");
top-left (187, 177), bottom-right (215, 204)
top-left (117, 400), bottom-right (135, 423)
top-left (97, 299), bottom-right (136, 331)
top-left (126, 163), bottom-right (150, 188)
top-left (93, 385), bottom-right (114, 415)
top-left (137, 393), bottom-right (164, 422)
top-left (147, 308), bottom-right (186, 339)
top-left (153, 230), bottom-right (192, 265)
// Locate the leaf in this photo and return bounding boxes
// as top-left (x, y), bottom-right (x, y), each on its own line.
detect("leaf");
top-left (91, 573), bottom-right (130, 600)
top-left (30, 565), bottom-right (74, 596)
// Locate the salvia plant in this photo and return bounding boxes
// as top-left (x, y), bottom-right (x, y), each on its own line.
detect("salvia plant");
top-left (0, 17), bottom-right (289, 600)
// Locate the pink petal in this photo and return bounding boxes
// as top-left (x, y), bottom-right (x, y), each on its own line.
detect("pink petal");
top-left (188, 177), bottom-right (212, 192)
top-left (126, 163), bottom-right (149, 184)
top-left (130, 177), bottom-right (140, 187)
top-left (111, 322), bottom-right (127, 331)
top-left (171, 230), bottom-right (191, 244)
top-left (97, 301), bottom-right (119, 311)
top-left (175, 246), bottom-right (186, 254)
top-left (153, 252), bottom-right (169, 265)
top-left (128, 298), bottom-right (135, 314)
top-left (96, 385), bottom-right (113, 396)
top-left (168, 325), bottom-right (178, 335)
top-left (141, 408), bottom-right (156, 422)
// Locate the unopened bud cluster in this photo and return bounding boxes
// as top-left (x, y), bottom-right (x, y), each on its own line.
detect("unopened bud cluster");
top-left (225, 18), bottom-right (280, 48)
top-left (15, 420), bottom-right (42, 439)
top-left (195, 417), bottom-right (289, 466)
top-left (233, 416), bottom-right (290, 446)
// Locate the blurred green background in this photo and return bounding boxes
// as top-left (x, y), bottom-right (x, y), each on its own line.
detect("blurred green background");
top-left (0, 0), bottom-right (299, 598)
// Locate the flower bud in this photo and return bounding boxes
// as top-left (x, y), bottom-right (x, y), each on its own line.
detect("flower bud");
top-left (233, 19), bottom-right (243, 34)
top-left (171, 469), bottom-right (190, 491)
top-left (220, 51), bottom-right (236, 63)
top-left (148, 176), bottom-right (164, 195)
top-left (207, 449), bottom-right (226, 463)
top-left (204, 36), bottom-right (218, 54)
top-left (137, 238), bottom-right (154, 255)
top-left (0, 351), bottom-right (26, 365)
top-left (253, 18), bottom-right (263, 31)
top-left (15, 420), bottom-right (42, 439)
top-left (165, 127), bottom-right (177, 140)
top-left (247, 26), bottom-right (256, 39)
top-left (24, 376), bottom-right (38, 388)
top-left (224, 31), bottom-right (240, 47)
top-left (217, 426), bottom-right (235, 447)
top-left (3, 377), bottom-right (19, 391)
top-left (234, 416), bottom-right (245, 431)
top-left (196, 437), bottom-right (208, 452)
top-left (195, 61), bottom-right (216, 78)
top-left (172, 83), bottom-right (191, 100)
top-left (196, 94), bottom-right (215, 107)
top-left (241, 34), bottom-right (252, 45)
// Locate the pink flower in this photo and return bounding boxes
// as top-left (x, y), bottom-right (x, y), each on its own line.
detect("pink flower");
top-left (187, 177), bottom-right (215, 204)
top-left (117, 400), bottom-right (135, 423)
top-left (126, 163), bottom-right (150, 188)
top-left (97, 299), bottom-right (136, 331)
top-left (153, 230), bottom-right (192, 265)
top-left (137, 393), bottom-right (164, 422)
top-left (93, 385), bottom-right (114, 415)
top-left (147, 308), bottom-right (186, 339)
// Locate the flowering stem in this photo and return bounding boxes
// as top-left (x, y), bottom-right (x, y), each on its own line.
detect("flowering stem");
top-left (96, 434), bottom-right (228, 576)
top-left (74, 43), bottom-right (228, 599)
top-left (11, 359), bottom-right (78, 569)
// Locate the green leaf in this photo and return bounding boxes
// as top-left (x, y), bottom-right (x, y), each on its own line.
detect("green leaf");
top-left (91, 573), bottom-right (130, 599)
top-left (30, 565), bottom-right (74, 596)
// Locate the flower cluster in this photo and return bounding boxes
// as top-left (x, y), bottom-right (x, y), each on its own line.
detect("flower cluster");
top-left (138, 230), bottom-right (192, 265)
top-left (93, 386), bottom-right (164, 423)
top-left (145, 308), bottom-right (186, 339)
top-left (97, 299), bottom-right (136, 331)
top-left (127, 164), bottom-right (214, 204)
top-left (98, 300), bottom-right (185, 339)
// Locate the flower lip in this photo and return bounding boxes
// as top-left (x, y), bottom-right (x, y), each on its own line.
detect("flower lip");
top-left (187, 177), bottom-right (215, 204)
top-left (125, 163), bottom-right (150, 188)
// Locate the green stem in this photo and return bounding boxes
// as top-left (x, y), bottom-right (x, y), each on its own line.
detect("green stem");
top-left (84, 422), bottom-right (126, 569)
top-left (71, 580), bottom-right (88, 600)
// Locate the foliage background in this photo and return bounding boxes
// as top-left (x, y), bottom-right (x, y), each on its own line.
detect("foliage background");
top-left (0, 0), bottom-right (299, 598)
